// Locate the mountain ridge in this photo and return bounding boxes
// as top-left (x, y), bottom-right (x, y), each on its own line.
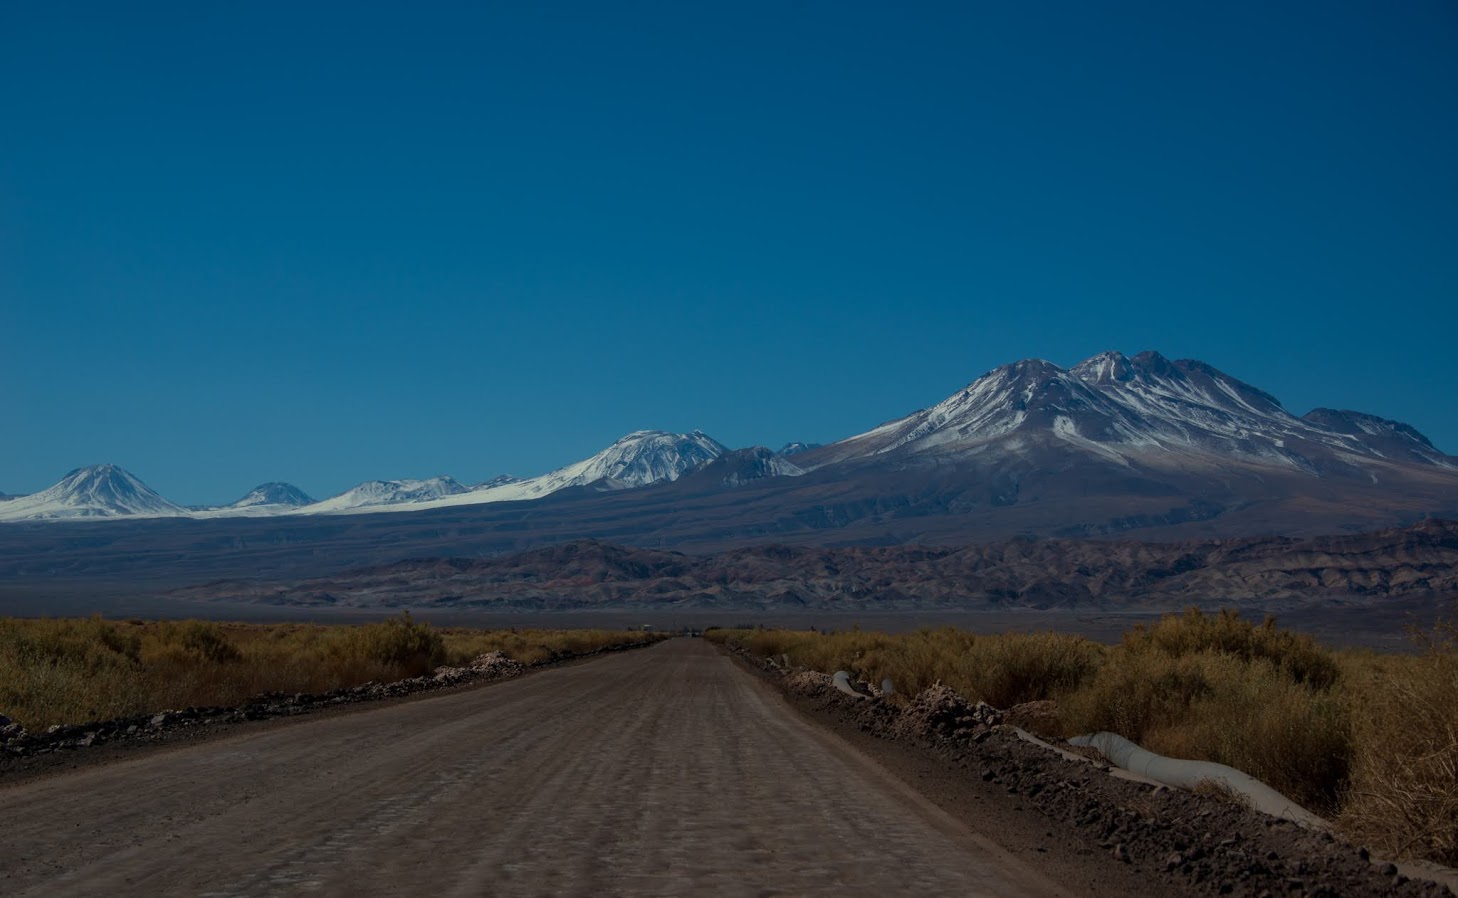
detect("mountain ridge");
top-left (2, 352), bottom-right (1453, 536)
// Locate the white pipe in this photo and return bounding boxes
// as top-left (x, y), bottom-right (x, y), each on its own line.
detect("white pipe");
top-left (832, 671), bottom-right (870, 700)
top-left (1069, 731), bottom-right (1328, 828)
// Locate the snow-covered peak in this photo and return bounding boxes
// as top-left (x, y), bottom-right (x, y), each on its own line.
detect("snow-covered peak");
top-left (303, 476), bottom-right (470, 514)
top-left (0, 464), bottom-right (190, 522)
top-left (295, 431), bottom-right (730, 516)
top-left (805, 351), bottom-right (1453, 476)
top-left (806, 357), bottom-right (1096, 464)
top-left (228, 482), bottom-right (315, 509)
top-left (560, 430), bottom-right (728, 489)
top-left (399, 430), bottom-right (730, 512)
top-left (777, 442), bottom-right (822, 457)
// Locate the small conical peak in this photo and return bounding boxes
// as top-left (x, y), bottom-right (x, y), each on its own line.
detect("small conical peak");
top-left (230, 482), bottom-right (315, 508)
top-left (0, 463), bottom-right (189, 521)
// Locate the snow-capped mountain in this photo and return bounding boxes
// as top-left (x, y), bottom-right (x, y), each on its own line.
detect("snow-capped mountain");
top-left (229, 482), bottom-right (315, 509)
top-left (1, 354), bottom-right (1451, 536)
top-left (513, 430), bottom-right (727, 493)
top-left (295, 431), bottom-right (726, 516)
top-left (0, 465), bottom-right (190, 522)
top-left (0, 431), bottom-right (730, 522)
top-left (302, 476), bottom-right (471, 514)
top-left (800, 350), bottom-right (1454, 477)
top-left (421, 430), bottom-right (729, 510)
top-left (189, 482), bottom-right (320, 518)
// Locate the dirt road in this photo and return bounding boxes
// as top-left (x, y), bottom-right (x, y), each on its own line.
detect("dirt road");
top-left (1, 638), bottom-right (1069, 897)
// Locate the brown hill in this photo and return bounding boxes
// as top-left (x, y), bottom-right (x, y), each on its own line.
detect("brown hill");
top-left (174, 519), bottom-right (1458, 612)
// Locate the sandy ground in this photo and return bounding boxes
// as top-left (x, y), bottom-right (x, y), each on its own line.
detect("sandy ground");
top-left (0, 638), bottom-right (1072, 897)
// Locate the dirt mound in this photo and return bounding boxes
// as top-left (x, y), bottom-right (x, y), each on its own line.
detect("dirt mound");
top-left (1005, 699), bottom-right (1062, 738)
top-left (890, 683), bottom-right (1002, 741)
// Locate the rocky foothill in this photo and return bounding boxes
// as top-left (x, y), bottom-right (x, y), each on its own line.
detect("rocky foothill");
top-left (750, 652), bottom-right (1456, 898)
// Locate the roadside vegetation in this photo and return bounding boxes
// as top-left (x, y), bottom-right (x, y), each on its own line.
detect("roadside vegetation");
top-left (0, 613), bottom-right (663, 732)
top-left (706, 608), bottom-right (1458, 866)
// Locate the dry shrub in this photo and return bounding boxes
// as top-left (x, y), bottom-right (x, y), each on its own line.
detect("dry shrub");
top-left (0, 616), bottom-right (148, 726)
top-left (145, 620), bottom-right (243, 665)
top-left (0, 615), bottom-right (663, 731)
top-left (1060, 628), bottom-right (1350, 813)
top-left (952, 631), bottom-right (1101, 709)
top-left (439, 627), bottom-right (665, 666)
top-left (1339, 619), bottom-right (1458, 864)
top-left (327, 612), bottom-right (444, 677)
top-left (716, 616), bottom-right (1349, 815)
top-left (1124, 607), bottom-right (1339, 688)
top-left (708, 626), bottom-right (1100, 708)
top-left (711, 615), bottom-right (1458, 864)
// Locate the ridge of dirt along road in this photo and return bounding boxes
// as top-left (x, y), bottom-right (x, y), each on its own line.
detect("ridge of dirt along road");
top-left (0, 637), bottom-right (1070, 897)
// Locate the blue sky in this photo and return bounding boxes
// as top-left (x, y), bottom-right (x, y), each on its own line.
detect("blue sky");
top-left (2, 2), bottom-right (1455, 505)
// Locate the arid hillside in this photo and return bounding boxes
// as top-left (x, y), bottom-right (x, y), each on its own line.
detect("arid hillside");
top-left (173, 519), bottom-right (1458, 611)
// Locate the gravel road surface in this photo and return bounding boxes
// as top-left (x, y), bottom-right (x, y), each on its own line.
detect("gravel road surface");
top-left (0, 638), bottom-right (1068, 897)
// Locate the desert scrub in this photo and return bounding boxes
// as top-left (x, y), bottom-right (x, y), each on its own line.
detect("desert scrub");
top-left (1338, 620), bottom-right (1458, 865)
top-left (1121, 607), bottom-right (1339, 688)
top-left (0, 616), bottom-right (151, 727)
top-left (438, 627), bottom-right (666, 666)
top-left (707, 625), bottom-right (1101, 707)
top-left (715, 611), bottom-right (1458, 863)
top-left (713, 610), bottom-right (1349, 810)
top-left (0, 614), bottom-right (665, 731)
top-left (1057, 648), bottom-right (1350, 812)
